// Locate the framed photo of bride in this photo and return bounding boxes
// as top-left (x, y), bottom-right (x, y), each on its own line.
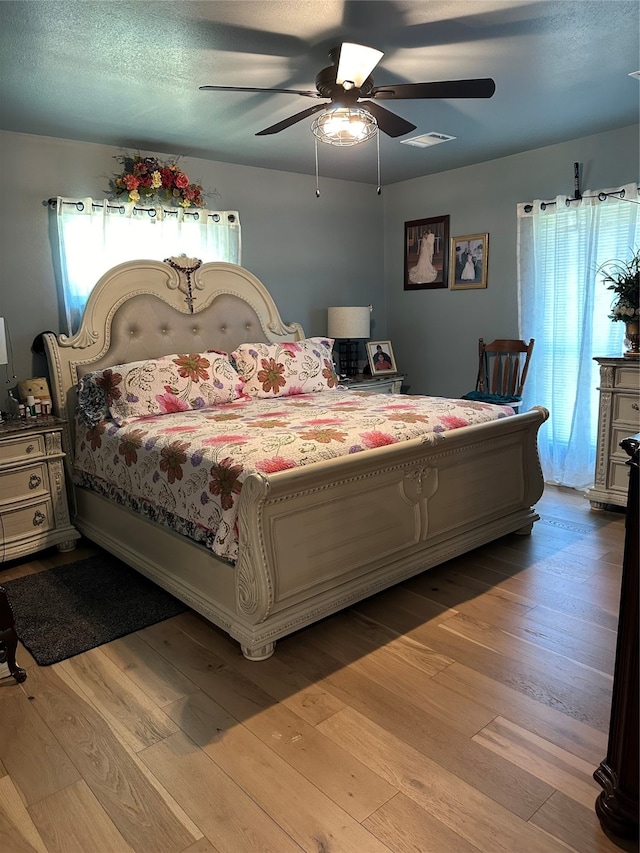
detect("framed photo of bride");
top-left (450, 233), bottom-right (489, 290)
top-left (404, 215), bottom-right (450, 291)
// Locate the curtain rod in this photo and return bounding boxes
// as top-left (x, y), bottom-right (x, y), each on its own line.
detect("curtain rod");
top-left (523, 185), bottom-right (639, 214)
top-left (45, 198), bottom-right (236, 223)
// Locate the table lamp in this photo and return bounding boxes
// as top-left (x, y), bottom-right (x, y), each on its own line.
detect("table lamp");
top-left (327, 306), bottom-right (371, 378)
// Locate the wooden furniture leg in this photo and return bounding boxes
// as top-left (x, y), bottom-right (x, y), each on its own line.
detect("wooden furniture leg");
top-left (0, 585), bottom-right (27, 683)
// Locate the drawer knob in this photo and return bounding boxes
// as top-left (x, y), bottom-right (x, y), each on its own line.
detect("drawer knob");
top-left (26, 444), bottom-right (35, 454)
top-left (29, 473), bottom-right (42, 490)
top-left (32, 510), bottom-right (46, 527)
top-left (632, 403), bottom-right (639, 412)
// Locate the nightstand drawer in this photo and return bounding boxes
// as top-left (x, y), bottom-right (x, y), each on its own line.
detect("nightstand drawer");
top-left (0, 417), bottom-right (79, 561)
top-left (0, 434), bottom-right (46, 466)
top-left (0, 462), bottom-right (49, 505)
top-left (613, 394), bottom-right (640, 426)
top-left (0, 499), bottom-right (52, 541)
top-left (343, 375), bottom-right (405, 394)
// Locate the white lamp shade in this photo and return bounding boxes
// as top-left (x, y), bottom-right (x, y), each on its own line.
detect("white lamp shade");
top-left (0, 318), bottom-right (7, 366)
top-left (327, 306), bottom-right (371, 339)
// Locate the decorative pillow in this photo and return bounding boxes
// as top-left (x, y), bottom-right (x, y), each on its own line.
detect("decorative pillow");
top-left (78, 352), bottom-right (242, 426)
top-left (232, 337), bottom-right (338, 398)
top-left (76, 370), bottom-right (113, 426)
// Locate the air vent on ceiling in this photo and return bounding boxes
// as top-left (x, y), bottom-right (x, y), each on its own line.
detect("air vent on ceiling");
top-left (400, 132), bottom-right (456, 148)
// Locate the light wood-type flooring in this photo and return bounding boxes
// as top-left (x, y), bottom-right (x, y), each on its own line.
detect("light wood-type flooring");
top-left (0, 485), bottom-right (637, 853)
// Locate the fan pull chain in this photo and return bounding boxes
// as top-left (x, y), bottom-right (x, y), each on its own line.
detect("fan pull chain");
top-left (313, 131), bottom-right (383, 197)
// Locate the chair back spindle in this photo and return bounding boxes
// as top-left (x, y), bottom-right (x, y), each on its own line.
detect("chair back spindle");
top-left (468, 338), bottom-right (534, 407)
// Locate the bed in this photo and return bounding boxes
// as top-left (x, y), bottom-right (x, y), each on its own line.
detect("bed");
top-left (44, 258), bottom-right (548, 660)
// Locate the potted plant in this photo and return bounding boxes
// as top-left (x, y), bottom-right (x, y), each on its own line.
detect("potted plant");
top-left (600, 249), bottom-right (640, 358)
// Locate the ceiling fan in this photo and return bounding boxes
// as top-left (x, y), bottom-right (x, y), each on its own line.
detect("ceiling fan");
top-left (200, 42), bottom-right (496, 140)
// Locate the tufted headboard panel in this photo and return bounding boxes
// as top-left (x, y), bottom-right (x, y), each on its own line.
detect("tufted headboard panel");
top-left (75, 293), bottom-right (272, 377)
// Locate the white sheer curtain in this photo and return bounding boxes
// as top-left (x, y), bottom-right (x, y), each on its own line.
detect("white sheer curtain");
top-left (54, 198), bottom-right (241, 335)
top-left (517, 182), bottom-right (639, 488)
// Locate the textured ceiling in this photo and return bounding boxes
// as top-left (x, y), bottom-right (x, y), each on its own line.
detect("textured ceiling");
top-left (1, 0), bottom-right (638, 185)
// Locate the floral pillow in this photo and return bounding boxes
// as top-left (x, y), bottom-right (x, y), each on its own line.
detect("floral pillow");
top-left (232, 337), bottom-right (338, 398)
top-left (80, 352), bottom-right (243, 426)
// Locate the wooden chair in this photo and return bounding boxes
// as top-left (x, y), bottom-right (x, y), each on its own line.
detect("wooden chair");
top-left (466, 338), bottom-right (535, 406)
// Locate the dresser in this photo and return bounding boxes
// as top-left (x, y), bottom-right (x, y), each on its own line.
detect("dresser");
top-left (341, 375), bottom-right (405, 394)
top-left (587, 358), bottom-right (640, 509)
top-left (0, 417), bottom-right (79, 561)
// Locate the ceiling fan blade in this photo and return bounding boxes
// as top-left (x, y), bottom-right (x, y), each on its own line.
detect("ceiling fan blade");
top-left (255, 103), bottom-right (327, 136)
top-left (200, 85), bottom-right (319, 99)
top-left (360, 102), bottom-right (416, 138)
top-left (372, 78), bottom-right (496, 100)
top-left (336, 42), bottom-right (384, 88)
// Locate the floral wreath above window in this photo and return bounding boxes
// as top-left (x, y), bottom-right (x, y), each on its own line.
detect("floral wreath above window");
top-left (107, 152), bottom-right (206, 208)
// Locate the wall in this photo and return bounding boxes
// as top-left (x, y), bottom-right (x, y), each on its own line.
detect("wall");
top-left (0, 125), bottom-right (638, 407)
top-left (0, 131), bottom-right (385, 402)
top-left (383, 124), bottom-right (639, 396)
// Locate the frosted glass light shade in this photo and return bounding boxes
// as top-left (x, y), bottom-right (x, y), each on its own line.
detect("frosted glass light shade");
top-left (0, 318), bottom-right (7, 365)
top-left (327, 306), bottom-right (371, 339)
top-left (336, 43), bottom-right (384, 89)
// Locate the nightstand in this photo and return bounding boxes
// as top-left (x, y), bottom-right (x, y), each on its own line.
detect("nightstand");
top-left (0, 416), bottom-right (79, 561)
top-left (587, 358), bottom-right (640, 509)
top-left (341, 375), bottom-right (405, 394)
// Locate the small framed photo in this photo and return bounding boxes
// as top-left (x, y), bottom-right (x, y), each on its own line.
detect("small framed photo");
top-left (404, 215), bottom-right (450, 290)
top-left (450, 233), bottom-right (489, 289)
top-left (367, 340), bottom-right (397, 375)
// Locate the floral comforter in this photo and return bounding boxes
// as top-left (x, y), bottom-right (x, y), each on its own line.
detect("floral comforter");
top-left (74, 390), bottom-right (514, 562)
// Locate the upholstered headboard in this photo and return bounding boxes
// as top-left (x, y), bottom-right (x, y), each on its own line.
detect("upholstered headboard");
top-left (44, 259), bottom-right (304, 456)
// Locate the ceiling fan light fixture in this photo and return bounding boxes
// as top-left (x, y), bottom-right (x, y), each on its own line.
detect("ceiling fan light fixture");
top-left (311, 107), bottom-right (378, 147)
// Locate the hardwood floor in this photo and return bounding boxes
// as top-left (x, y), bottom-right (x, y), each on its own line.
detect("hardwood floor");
top-left (1, 486), bottom-right (637, 853)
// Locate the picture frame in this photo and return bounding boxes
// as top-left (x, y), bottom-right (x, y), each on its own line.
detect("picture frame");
top-left (367, 340), bottom-right (397, 375)
top-left (450, 233), bottom-right (489, 290)
top-left (404, 215), bottom-right (450, 290)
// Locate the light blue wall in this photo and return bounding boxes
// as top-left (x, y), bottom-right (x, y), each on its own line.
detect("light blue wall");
top-left (383, 124), bottom-right (639, 396)
top-left (0, 125), bottom-right (637, 407)
top-left (0, 131), bottom-right (385, 393)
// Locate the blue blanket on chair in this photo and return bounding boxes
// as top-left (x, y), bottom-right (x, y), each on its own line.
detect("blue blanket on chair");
top-left (461, 390), bottom-right (522, 405)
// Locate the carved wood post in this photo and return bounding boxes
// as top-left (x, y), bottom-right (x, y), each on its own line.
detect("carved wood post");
top-left (593, 433), bottom-right (639, 840)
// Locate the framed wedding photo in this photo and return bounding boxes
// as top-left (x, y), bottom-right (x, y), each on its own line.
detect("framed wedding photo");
top-left (404, 215), bottom-right (450, 291)
top-left (367, 340), bottom-right (397, 375)
top-left (450, 233), bottom-right (489, 290)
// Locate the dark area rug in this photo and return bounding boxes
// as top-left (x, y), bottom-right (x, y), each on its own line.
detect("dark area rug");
top-left (2, 554), bottom-right (188, 666)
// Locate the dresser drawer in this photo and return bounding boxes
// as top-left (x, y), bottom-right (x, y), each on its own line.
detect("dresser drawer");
top-left (0, 434), bottom-right (46, 466)
top-left (613, 393), bottom-right (640, 427)
top-left (0, 462), bottom-right (49, 506)
top-left (0, 499), bottom-right (52, 542)
top-left (614, 366), bottom-right (640, 391)
top-left (608, 459), bottom-right (632, 494)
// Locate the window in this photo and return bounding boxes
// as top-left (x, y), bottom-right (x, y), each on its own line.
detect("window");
top-left (517, 183), bottom-right (639, 488)
top-left (53, 198), bottom-right (241, 334)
